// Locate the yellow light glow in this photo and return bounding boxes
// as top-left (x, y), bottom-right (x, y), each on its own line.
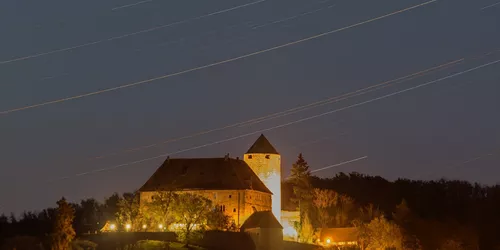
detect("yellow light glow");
top-left (142, 224), bottom-right (147, 229)
top-left (259, 171), bottom-right (281, 222)
top-left (244, 153), bottom-right (281, 223)
top-left (110, 224), bottom-right (116, 230)
top-left (326, 238), bottom-right (332, 244)
top-left (158, 224), bottom-right (163, 230)
top-left (125, 224), bottom-right (131, 230)
top-left (282, 223), bottom-right (298, 238)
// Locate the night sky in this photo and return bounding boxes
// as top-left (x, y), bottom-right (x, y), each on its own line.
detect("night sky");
top-left (1, 0), bottom-right (499, 214)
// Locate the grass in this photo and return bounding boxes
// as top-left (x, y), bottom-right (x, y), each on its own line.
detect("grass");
top-left (136, 240), bottom-right (206, 250)
top-left (169, 242), bottom-right (206, 250)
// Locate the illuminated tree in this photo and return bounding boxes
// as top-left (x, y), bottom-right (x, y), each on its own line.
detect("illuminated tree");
top-left (336, 194), bottom-right (355, 227)
top-left (117, 192), bottom-right (142, 231)
top-left (207, 208), bottom-right (232, 231)
top-left (145, 191), bottom-right (176, 230)
top-left (51, 197), bottom-right (76, 250)
top-left (312, 188), bottom-right (337, 229)
top-left (358, 216), bottom-right (404, 250)
top-left (172, 193), bottom-right (213, 245)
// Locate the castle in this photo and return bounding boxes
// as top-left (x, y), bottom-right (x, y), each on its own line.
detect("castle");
top-left (139, 134), bottom-right (287, 228)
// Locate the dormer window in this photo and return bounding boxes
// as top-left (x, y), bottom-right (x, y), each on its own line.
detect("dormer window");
top-left (248, 155), bottom-right (253, 159)
top-left (265, 155), bottom-right (270, 159)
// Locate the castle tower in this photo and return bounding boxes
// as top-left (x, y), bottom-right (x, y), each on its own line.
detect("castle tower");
top-left (244, 134), bottom-right (281, 222)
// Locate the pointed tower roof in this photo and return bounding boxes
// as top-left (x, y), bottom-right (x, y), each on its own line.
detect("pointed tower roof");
top-left (246, 134), bottom-right (279, 154)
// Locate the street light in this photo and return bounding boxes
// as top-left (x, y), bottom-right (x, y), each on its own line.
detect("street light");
top-left (125, 224), bottom-right (131, 231)
top-left (110, 224), bottom-right (116, 231)
top-left (158, 224), bottom-right (164, 230)
top-left (142, 224), bottom-right (147, 229)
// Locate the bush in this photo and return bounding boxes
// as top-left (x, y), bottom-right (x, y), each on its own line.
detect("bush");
top-left (136, 240), bottom-right (170, 250)
top-left (71, 239), bottom-right (98, 250)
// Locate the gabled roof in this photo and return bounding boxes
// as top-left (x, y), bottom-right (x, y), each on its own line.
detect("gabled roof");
top-left (139, 157), bottom-right (272, 194)
top-left (246, 134), bottom-right (279, 155)
top-left (241, 211), bottom-right (283, 230)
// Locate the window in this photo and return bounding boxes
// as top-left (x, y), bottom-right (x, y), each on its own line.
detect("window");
top-left (248, 155), bottom-right (252, 159)
top-left (252, 206), bottom-right (257, 212)
top-left (265, 155), bottom-right (270, 159)
top-left (214, 193), bottom-right (217, 199)
top-left (233, 208), bottom-right (236, 212)
top-left (223, 205), bottom-right (226, 212)
top-left (229, 195), bottom-right (232, 198)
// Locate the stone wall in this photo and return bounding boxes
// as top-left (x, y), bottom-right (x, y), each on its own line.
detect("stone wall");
top-left (244, 153), bottom-right (282, 222)
top-left (140, 189), bottom-right (271, 227)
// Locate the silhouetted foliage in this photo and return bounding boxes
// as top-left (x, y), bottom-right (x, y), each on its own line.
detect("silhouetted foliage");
top-left (2, 171), bottom-right (500, 249)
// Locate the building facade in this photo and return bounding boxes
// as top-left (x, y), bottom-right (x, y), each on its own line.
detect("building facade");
top-left (138, 134), bottom-right (284, 228)
top-left (243, 134), bottom-right (282, 222)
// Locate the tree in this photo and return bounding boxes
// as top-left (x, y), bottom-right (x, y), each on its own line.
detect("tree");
top-left (117, 192), bottom-right (142, 231)
top-left (312, 188), bottom-right (337, 229)
top-left (207, 209), bottom-right (232, 231)
top-left (358, 203), bottom-right (382, 223)
top-left (145, 190), bottom-right (176, 230)
top-left (336, 194), bottom-right (355, 227)
top-left (290, 154), bottom-right (313, 203)
top-left (172, 193), bottom-right (213, 246)
top-left (51, 197), bottom-right (76, 250)
top-left (102, 193), bottom-right (120, 223)
top-left (298, 212), bottom-right (315, 243)
top-left (289, 154), bottom-right (313, 230)
top-left (79, 198), bottom-right (101, 232)
top-left (393, 199), bottom-right (411, 226)
top-left (358, 216), bottom-right (404, 250)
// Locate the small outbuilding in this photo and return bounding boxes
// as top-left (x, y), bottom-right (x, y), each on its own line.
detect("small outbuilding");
top-left (241, 211), bottom-right (283, 250)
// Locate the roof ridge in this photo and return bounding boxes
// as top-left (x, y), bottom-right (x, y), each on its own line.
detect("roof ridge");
top-left (246, 134), bottom-right (279, 154)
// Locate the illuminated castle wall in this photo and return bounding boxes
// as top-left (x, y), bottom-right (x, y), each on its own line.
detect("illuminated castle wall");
top-left (244, 135), bottom-right (282, 223)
